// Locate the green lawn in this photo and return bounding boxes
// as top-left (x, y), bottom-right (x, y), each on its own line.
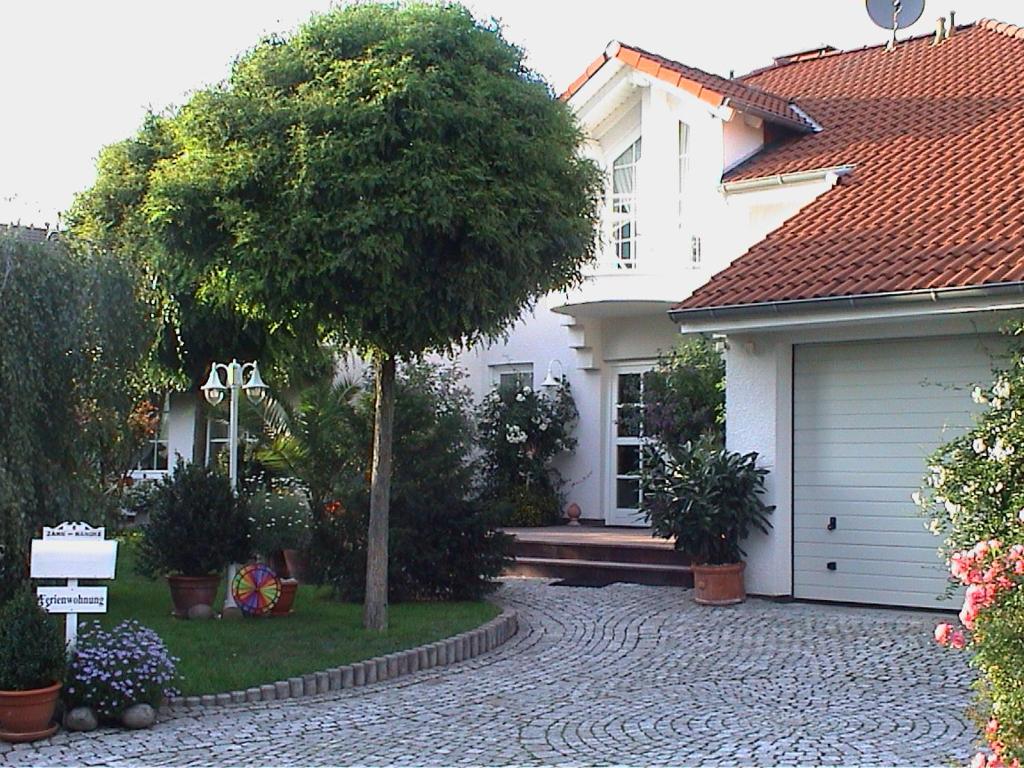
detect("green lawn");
top-left (86, 543), bottom-right (499, 696)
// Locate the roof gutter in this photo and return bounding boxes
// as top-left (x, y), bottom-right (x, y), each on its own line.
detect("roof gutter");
top-left (720, 164), bottom-right (855, 194)
top-left (669, 281), bottom-right (1024, 325)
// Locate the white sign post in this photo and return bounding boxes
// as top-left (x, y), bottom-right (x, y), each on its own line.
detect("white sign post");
top-left (30, 522), bottom-right (117, 650)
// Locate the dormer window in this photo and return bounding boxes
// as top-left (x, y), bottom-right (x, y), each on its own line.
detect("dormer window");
top-left (611, 137), bottom-right (641, 270)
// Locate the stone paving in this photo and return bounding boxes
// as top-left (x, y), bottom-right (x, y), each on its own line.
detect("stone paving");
top-left (0, 579), bottom-right (974, 767)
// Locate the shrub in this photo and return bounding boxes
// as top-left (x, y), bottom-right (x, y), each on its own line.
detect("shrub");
top-left (644, 337), bottom-right (725, 447)
top-left (0, 589), bottom-right (66, 691)
top-left (248, 485), bottom-right (312, 557)
top-left (66, 620), bottom-right (179, 720)
top-left (923, 325), bottom-right (1024, 766)
top-left (136, 460), bottom-right (252, 577)
top-left (308, 363), bottom-right (512, 601)
top-left (476, 379), bottom-right (578, 526)
top-left (641, 436), bottom-right (773, 565)
top-left (934, 541), bottom-right (1024, 767)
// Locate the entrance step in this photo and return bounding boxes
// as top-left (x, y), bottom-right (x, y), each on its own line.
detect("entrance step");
top-left (503, 527), bottom-right (693, 588)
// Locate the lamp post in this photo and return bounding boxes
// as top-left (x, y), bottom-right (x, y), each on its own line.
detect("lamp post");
top-left (201, 359), bottom-right (269, 616)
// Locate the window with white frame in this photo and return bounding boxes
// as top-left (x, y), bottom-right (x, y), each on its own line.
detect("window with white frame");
top-left (611, 137), bottom-right (641, 270)
top-left (612, 370), bottom-right (649, 518)
top-left (206, 417), bottom-right (231, 468)
top-left (134, 395), bottom-right (170, 473)
top-left (677, 121), bottom-right (700, 268)
top-left (490, 363), bottom-right (534, 392)
top-left (207, 416), bottom-right (257, 468)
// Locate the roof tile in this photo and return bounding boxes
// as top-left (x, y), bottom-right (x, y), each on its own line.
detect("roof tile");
top-left (678, 22), bottom-right (1024, 312)
top-left (561, 42), bottom-right (817, 133)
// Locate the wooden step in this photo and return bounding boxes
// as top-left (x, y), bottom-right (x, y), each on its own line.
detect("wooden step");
top-left (513, 540), bottom-right (688, 567)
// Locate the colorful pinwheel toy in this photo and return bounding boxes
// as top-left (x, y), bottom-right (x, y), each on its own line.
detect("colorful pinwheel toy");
top-left (231, 563), bottom-right (282, 617)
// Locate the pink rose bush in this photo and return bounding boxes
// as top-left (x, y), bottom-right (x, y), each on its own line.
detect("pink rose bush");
top-left (935, 539), bottom-right (1024, 768)
top-left (919, 327), bottom-right (1024, 768)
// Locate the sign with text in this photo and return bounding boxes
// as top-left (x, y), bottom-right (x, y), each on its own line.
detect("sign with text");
top-left (30, 522), bottom-right (116, 649)
top-left (36, 586), bottom-right (108, 614)
top-left (43, 522), bottom-right (106, 539)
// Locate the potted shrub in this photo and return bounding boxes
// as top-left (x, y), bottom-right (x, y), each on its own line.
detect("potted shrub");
top-left (249, 487), bottom-right (311, 614)
top-left (0, 590), bottom-right (67, 742)
top-left (642, 436), bottom-right (773, 605)
top-left (136, 460), bottom-right (252, 617)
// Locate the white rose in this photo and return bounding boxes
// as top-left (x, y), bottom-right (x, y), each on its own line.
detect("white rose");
top-left (994, 379), bottom-right (1011, 399)
top-left (973, 437), bottom-right (987, 455)
top-left (972, 386), bottom-right (988, 405)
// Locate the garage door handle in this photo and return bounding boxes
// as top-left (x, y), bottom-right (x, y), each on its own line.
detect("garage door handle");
top-left (827, 561), bottom-right (837, 571)
top-left (827, 516), bottom-right (837, 531)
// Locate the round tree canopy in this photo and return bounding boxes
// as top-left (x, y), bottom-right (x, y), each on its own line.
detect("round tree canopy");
top-left (143, 2), bottom-right (601, 357)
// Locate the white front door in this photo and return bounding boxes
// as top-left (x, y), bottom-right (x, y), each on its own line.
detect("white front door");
top-left (608, 367), bottom-right (651, 527)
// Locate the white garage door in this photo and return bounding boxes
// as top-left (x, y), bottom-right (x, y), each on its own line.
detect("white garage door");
top-left (793, 335), bottom-right (997, 609)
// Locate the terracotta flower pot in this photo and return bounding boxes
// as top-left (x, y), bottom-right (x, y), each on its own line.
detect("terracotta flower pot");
top-left (0, 681), bottom-right (61, 743)
top-left (692, 561), bottom-right (746, 605)
top-left (271, 578), bottom-right (299, 617)
top-left (167, 574), bottom-right (221, 618)
top-left (282, 549), bottom-right (310, 584)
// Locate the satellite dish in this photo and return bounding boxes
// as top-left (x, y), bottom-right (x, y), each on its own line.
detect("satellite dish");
top-left (866, 0), bottom-right (926, 31)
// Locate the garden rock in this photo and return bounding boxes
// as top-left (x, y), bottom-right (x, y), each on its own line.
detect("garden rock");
top-left (121, 703), bottom-right (156, 729)
top-left (187, 604), bottom-right (214, 621)
top-left (64, 707), bottom-right (98, 732)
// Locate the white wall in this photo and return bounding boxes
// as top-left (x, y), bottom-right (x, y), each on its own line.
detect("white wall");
top-left (166, 393), bottom-right (196, 468)
top-left (723, 114), bottom-right (764, 170)
top-left (724, 335), bottom-right (792, 596)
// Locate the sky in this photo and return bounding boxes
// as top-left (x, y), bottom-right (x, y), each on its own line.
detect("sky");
top-left (2, 0), bottom-right (1022, 226)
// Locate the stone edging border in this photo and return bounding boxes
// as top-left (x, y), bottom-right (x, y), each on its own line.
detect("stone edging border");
top-left (164, 608), bottom-right (519, 712)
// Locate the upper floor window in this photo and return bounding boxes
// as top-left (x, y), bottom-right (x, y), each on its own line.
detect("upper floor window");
top-left (134, 395), bottom-right (170, 473)
top-left (677, 121), bottom-right (700, 268)
top-left (611, 137), bottom-right (641, 270)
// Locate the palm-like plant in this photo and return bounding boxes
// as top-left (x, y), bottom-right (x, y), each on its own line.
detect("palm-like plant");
top-left (242, 378), bottom-right (363, 515)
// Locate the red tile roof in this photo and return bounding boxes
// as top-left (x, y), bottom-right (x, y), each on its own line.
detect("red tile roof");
top-left (677, 20), bottom-right (1024, 313)
top-left (562, 42), bottom-right (817, 133)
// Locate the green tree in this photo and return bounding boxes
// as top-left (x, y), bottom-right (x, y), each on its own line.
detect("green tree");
top-left (96, 3), bottom-right (601, 629)
top-left (66, 116), bottom-right (332, 462)
top-left (0, 235), bottom-right (152, 601)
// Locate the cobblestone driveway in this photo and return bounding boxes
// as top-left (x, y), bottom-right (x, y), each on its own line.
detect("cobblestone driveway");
top-left (1, 579), bottom-right (974, 767)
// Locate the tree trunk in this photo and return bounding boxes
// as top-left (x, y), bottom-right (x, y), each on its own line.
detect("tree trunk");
top-left (363, 353), bottom-right (395, 631)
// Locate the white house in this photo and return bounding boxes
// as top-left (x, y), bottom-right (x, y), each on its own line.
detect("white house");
top-left (457, 17), bottom-right (1024, 609)
top-left (454, 39), bottom-right (833, 528)
top-left (143, 17), bottom-right (1024, 610)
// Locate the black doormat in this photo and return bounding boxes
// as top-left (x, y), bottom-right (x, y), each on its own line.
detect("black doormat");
top-left (548, 578), bottom-right (614, 588)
